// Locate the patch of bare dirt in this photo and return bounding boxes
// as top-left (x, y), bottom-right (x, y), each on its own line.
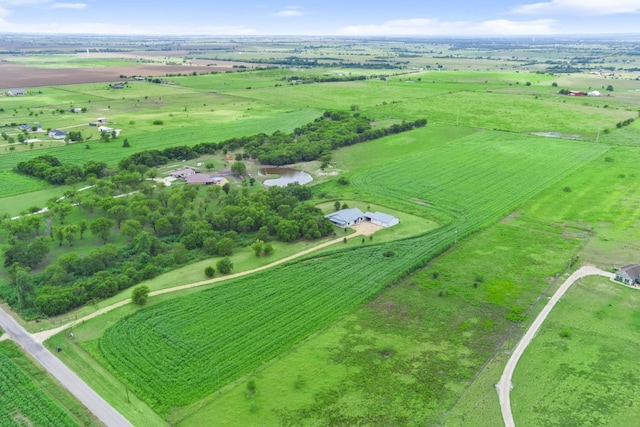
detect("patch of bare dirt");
top-left (351, 221), bottom-right (384, 236)
top-left (0, 60), bottom-right (264, 88)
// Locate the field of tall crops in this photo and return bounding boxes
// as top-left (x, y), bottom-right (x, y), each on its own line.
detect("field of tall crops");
top-left (95, 130), bottom-right (608, 414)
top-left (0, 343), bottom-right (79, 426)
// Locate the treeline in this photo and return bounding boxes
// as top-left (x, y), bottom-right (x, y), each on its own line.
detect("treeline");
top-left (616, 117), bottom-right (635, 128)
top-left (1, 182), bottom-right (334, 317)
top-left (284, 75), bottom-right (368, 84)
top-left (119, 111), bottom-right (427, 169)
top-left (15, 155), bottom-right (108, 185)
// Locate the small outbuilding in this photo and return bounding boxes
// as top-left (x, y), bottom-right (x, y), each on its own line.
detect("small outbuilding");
top-left (615, 264), bottom-right (640, 286)
top-left (365, 211), bottom-right (400, 228)
top-left (169, 166), bottom-right (197, 179)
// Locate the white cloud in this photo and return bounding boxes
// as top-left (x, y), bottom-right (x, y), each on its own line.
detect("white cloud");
top-left (50, 2), bottom-right (86, 9)
top-left (0, 6), bottom-right (12, 17)
top-left (0, 0), bottom-right (51, 6)
top-left (337, 18), bottom-right (557, 36)
top-left (511, 0), bottom-right (640, 15)
top-left (275, 6), bottom-right (303, 17)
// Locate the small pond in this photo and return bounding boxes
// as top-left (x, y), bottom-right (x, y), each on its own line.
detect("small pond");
top-left (259, 167), bottom-right (313, 187)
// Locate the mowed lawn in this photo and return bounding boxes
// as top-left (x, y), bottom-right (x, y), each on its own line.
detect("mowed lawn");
top-left (511, 277), bottom-right (640, 426)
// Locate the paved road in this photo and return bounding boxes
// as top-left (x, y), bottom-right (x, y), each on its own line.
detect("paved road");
top-left (496, 265), bottom-right (614, 427)
top-left (0, 308), bottom-right (133, 427)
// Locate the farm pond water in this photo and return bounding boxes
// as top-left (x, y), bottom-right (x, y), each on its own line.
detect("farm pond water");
top-left (259, 167), bottom-right (313, 187)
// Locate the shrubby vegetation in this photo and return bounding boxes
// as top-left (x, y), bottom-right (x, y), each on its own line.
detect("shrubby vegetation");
top-left (15, 155), bottom-right (108, 185)
top-left (118, 111), bottom-right (426, 169)
top-left (0, 182), bottom-right (333, 317)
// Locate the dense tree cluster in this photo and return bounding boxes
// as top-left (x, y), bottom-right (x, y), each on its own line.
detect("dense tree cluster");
top-left (15, 155), bottom-right (108, 185)
top-left (119, 111), bottom-right (426, 169)
top-left (0, 180), bottom-right (333, 317)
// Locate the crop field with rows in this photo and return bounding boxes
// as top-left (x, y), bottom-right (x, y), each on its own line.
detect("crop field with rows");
top-left (0, 343), bottom-right (79, 426)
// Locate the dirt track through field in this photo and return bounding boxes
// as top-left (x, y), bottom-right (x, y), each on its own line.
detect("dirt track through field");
top-left (31, 222), bottom-right (382, 343)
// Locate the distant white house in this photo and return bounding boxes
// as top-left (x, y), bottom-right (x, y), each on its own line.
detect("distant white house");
top-left (325, 208), bottom-right (399, 228)
top-left (98, 126), bottom-right (114, 133)
top-left (7, 88), bottom-right (26, 96)
top-left (96, 117), bottom-right (108, 124)
top-left (587, 90), bottom-right (602, 97)
top-left (72, 107), bottom-right (83, 113)
top-left (48, 130), bottom-right (67, 139)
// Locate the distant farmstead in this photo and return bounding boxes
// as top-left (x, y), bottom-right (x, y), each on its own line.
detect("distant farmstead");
top-left (7, 88), bottom-right (26, 96)
top-left (326, 208), bottom-right (399, 228)
top-left (48, 129), bottom-right (67, 139)
top-left (614, 264), bottom-right (640, 286)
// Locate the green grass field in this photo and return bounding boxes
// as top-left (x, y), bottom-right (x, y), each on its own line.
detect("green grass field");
top-left (2, 56), bottom-right (640, 426)
top-left (511, 277), bottom-right (640, 426)
top-left (76, 127), bottom-right (606, 422)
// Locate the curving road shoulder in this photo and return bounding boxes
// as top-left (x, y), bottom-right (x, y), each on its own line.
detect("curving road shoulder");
top-left (496, 265), bottom-right (614, 427)
top-left (0, 308), bottom-right (133, 427)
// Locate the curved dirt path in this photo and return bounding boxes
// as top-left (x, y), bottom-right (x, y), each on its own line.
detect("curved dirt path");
top-left (496, 265), bottom-right (614, 427)
top-left (33, 223), bottom-right (380, 343)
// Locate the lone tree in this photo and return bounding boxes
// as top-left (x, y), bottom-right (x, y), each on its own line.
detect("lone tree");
top-left (231, 161), bottom-right (247, 176)
top-left (204, 266), bottom-right (215, 278)
top-left (131, 285), bottom-right (150, 306)
top-left (216, 256), bottom-right (233, 274)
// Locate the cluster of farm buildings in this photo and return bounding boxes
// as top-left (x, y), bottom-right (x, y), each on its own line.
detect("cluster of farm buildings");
top-left (325, 208), bottom-right (399, 228)
top-left (168, 166), bottom-right (228, 186)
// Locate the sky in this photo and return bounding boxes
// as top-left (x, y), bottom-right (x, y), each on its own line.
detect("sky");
top-left (0, 0), bottom-right (639, 36)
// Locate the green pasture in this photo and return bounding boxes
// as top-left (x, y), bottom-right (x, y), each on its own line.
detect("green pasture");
top-left (511, 277), bottom-right (640, 426)
top-left (68, 128), bottom-right (606, 421)
top-left (524, 144), bottom-right (640, 268)
top-left (0, 55), bottom-right (639, 426)
top-left (173, 213), bottom-right (585, 426)
top-left (0, 340), bottom-right (98, 426)
top-left (0, 169), bottom-right (50, 199)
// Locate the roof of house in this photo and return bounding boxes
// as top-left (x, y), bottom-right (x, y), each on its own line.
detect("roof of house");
top-left (169, 166), bottom-right (196, 176)
top-left (619, 264), bottom-right (640, 279)
top-left (185, 173), bottom-right (214, 184)
top-left (326, 208), bottom-right (365, 225)
top-left (8, 88), bottom-right (26, 94)
top-left (365, 211), bottom-right (398, 224)
top-left (49, 129), bottom-right (67, 136)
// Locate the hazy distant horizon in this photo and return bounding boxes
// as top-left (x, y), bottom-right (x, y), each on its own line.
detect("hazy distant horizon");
top-left (0, 0), bottom-right (639, 37)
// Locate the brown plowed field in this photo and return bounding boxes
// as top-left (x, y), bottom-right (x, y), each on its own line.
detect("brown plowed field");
top-left (0, 61), bottom-right (259, 88)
